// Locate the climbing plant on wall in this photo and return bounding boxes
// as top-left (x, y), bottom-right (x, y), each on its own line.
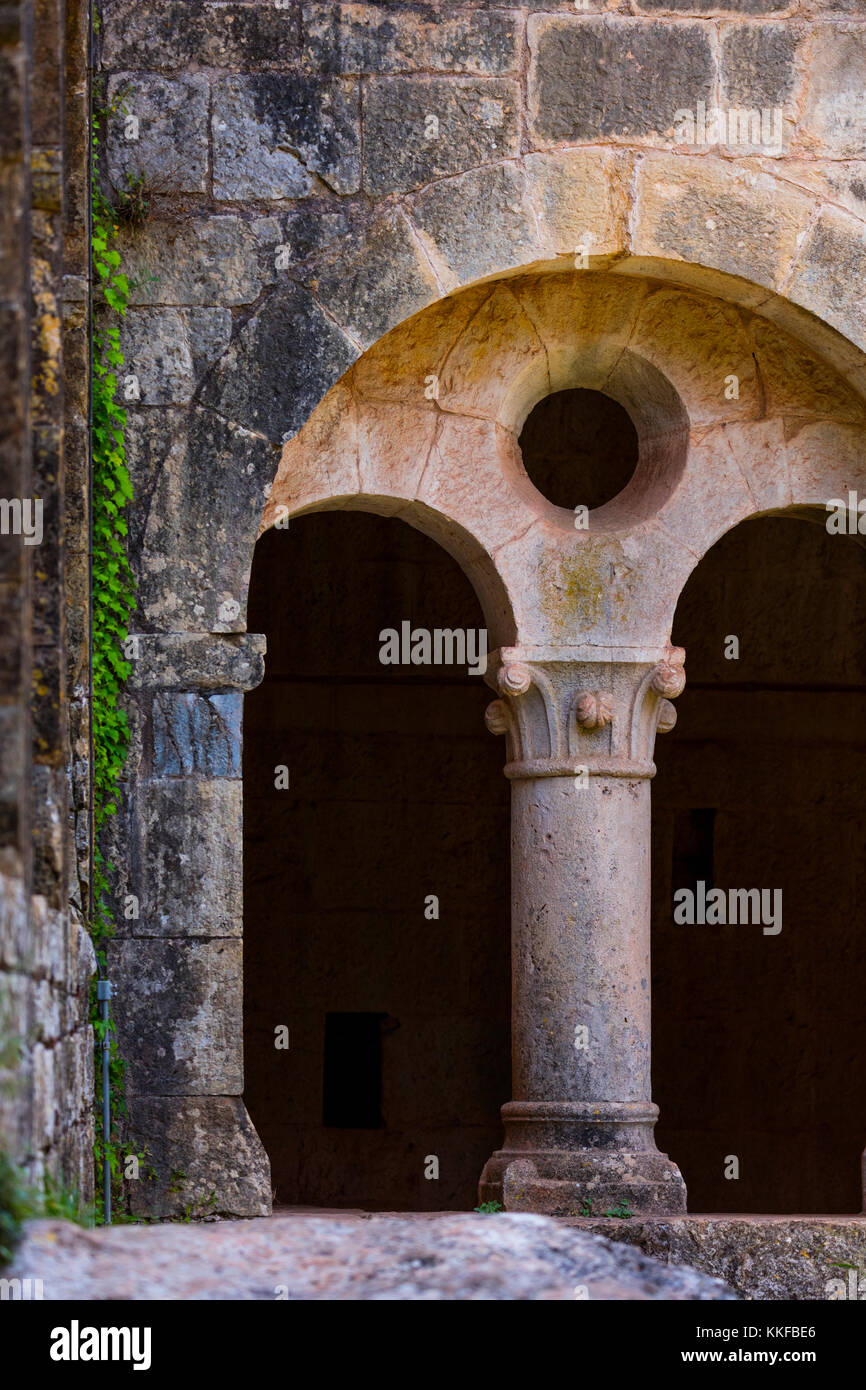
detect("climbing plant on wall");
top-left (90, 91), bottom-right (138, 1218)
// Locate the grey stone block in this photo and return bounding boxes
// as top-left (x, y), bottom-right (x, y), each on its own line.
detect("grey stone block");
top-left (409, 162), bottom-right (539, 288)
top-left (106, 73), bottom-right (210, 196)
top-left (720, 23), bottom-right (802, 111)
top-left (152, 691), bottom-right (242, 778)
top-left (200, 280), bottom-right (357, 443)
top-left (528, 16), bottom-right (714, 145)
top-left (118, 308), bottom-right (232, 406)
top-left (126, 634), bottom-right (266, 692)
top-left (363, 76), bottom-right (520, 197)
top-left (213, 75), bottom-right (361, 199)
top-left (301, 4), bottom-right (520, 76)
top-left (124, 1095), bottom-right (271, 1218)
top-left (310, 211), bottom-right (438, 349)
top-left (123, 216), bottom-right (277, 307)
top-left (109, 938), bottom-right (244, 1095)
top-left (128, 405), bottom-right (277, 633)
top-left (124, 778), bottom-right (243, 939)
top-left (101, 1), bottom-right (302, 71)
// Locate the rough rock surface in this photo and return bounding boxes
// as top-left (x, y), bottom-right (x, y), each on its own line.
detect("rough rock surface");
top-left (11, 1212), bottom-right (736, 1301)
top-left (574, 1217), bottom-right (866, 1302)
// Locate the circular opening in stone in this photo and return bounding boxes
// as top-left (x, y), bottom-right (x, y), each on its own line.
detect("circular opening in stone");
top-left (518, 388), bottom-right (640, 513)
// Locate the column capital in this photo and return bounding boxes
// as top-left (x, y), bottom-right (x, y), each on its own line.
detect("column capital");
top-left (483, 645), bottom-right (685, 780)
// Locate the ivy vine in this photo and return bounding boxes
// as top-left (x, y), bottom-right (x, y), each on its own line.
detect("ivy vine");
top-left (90, 92), bottom-right (139, 1217)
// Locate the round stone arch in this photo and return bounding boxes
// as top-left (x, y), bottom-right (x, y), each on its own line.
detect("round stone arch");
top-left (116, 237), bottom-right (866, 1218)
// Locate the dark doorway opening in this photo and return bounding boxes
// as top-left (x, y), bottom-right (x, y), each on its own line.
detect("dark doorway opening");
top-left (243, 511), bottom-right (510, 1210)
top-left (653, 515), bottom-right (866, 1213)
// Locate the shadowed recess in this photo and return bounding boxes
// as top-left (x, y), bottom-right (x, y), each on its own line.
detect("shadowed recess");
top-left (653, 515), bottom-right (866, 1215)
top-left (243, 511), bottom-right (510, 1210)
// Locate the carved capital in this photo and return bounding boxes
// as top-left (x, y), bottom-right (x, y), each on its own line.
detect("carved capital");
top-left (483, 647), bottom-right (686, 780)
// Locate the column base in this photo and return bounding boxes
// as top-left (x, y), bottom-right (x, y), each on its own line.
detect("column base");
top-left (479, 1101), bottom-right (687, 1218)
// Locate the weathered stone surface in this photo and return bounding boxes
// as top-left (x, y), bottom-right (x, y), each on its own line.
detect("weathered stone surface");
top-left (302, 5), bottom-right (520, 77)
top-left (152, 691), bottom-right (242, 778)
top-left (574, 1217), bottom-right (866, 1301)
top-left (122, 1097), bottom-right (271, 1219)
top-left (118, 308), bottom-right (232, 406)
top-left (200, 281), bottom-right (357, 442)
top-left (11, 1212), bottom-right (736, 1299)
top-left (123, 216), bottom-right (279, 307)
top-left (629, 289), bottom-right (762, 425)
top-left (800, 26), bottom-right (866, 159)
top-left (528, 17), bottom-right (714, 146)
top-left (105, 73), bottom-right (210, 195)
top-left (309, 211), bottom-right (439, 348)
top-left (636, 1), bottom-right (788, 10)
top-left (100, 1), bottom-right (302, 71)
top-left (631, 155), bottom-right (813, 291)
top-left (128, 406), bottom-right (277, 633)
top-left (363, 76), bottom-right (520, 197)
top-left (525, 148), bottom-right (631, 261)
top-left (409, 163), bottom-right (539, 291)
top-left (119, 778), bottom-right (243, 939)
top-left (109, 938), bottom-right (244, 1094)
top-left (213, 75), bottom-right (361, 199)
top-left (126, 634), bottom-right (266, 692)
top-left (787, 208), bottom-right (866, 350)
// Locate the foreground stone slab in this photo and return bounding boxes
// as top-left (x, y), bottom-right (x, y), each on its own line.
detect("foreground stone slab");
top-left (571, 1217), bottom-right (866, 1301)
top-left (11, 1213), bottom-right (735, 1301)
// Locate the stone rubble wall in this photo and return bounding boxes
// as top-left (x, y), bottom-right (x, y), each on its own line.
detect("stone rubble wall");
top-left (0, 0), bottom-right (95, 1202)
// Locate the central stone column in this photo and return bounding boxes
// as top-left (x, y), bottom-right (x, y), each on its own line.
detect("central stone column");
top-left (479, 646), bottom-right (687, 1217)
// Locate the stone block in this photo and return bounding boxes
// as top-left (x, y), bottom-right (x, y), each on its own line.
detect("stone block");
top-left (106, 73), bottom-right (209, 196)
top-left (528, 16), bottom-right (714, 146)
top-left (787, 208), bottom-right (866, 351)
top-left (121, 778), bottom-right (243, 939)
top-left (124, 1096), bottom-right (271, 1219)
top-left (213, 75), bottom-right (360, 199)
top-left (200, 280), bottom-right (357, 444)
top-left (408, 162), bottom-right (540, 291)
top-left (101, 1), bottom-right (302, 70)
top-left (634, 0), bottom-right (790, 10)
top-left (525, 147), bottom-right (631, 262)
top-left (363, 76), bottom-right (520, 197)
top-left (309, 211), bottom-right (439, 349)
top-left (800, 26), bottom-right (866, 159)
top-left (126, 634), bottom-right (266, 692)
top-left (123, 216), bottom-right (277, 308)
top-left (301, 4), bottom-right (520, 77)
top-left (130, 405), bottom-right (276, 633)
top-left (151, 691), bottom-right (242, 778)
top-left (118, 308), bottom-right (231, 406)
top-left (109, 938), bottom-right (244, 1095)
top-left (720, 22), bottom-right (803, 120)
top-left (631, 154), bottom-right (814, 292)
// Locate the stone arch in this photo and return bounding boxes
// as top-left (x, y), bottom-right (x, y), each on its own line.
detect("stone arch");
top-left (119, 245), bottom-right (866, 1219)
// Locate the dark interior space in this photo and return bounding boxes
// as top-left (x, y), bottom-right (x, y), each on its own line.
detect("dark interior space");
top-left (518, 387), bottom-right (639, 510)
top-left (243, 511), bottom-right (510, 1210)
top-left (653, 515), bottom-right (866, 1213)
